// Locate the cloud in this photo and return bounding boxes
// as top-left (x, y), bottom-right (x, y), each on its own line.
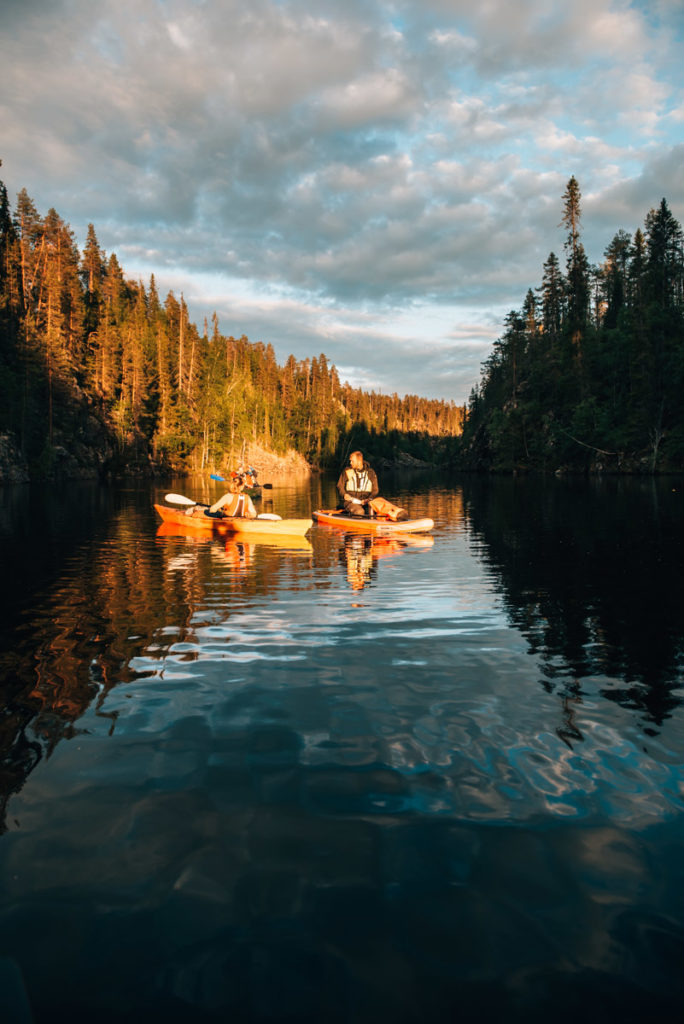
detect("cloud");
top-left (1, 0), bottom-right (682, 403)
top-left (314, 68), bottom-right (419, 126)
top-left (585, 144), bottom-right (684, 235)
top-left (414, 0), bottom-right (650, 70)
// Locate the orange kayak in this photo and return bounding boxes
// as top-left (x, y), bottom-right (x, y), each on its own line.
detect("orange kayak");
top-left (313, 509), bottom-right (434, 534)
top-left (154, 504), bottom-right (312, 537)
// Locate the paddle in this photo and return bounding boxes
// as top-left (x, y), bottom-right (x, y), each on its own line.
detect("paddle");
top-left (210, 473), bottom-right (272, 489)
top-left (165, 493), bottom-right (198, 506)
top-left (163, 493), bottom-right (282, 520)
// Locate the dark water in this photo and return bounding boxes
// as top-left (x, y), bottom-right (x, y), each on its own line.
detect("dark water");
top-left (1, 473), bottom-right (683, 1023)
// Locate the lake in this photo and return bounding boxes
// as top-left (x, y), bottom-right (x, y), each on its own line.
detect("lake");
top-left (1, 471), bottom-right (683, 1023)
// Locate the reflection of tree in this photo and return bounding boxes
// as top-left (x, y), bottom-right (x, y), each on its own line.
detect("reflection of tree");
top-left (0, 508), bottom-right (175, 831)
top-left (462, 476), bottom-right (684, 732)
top-left (556, 691), bottom-right (584, 749)
top-left (0, 505), bottom-right (313, 833)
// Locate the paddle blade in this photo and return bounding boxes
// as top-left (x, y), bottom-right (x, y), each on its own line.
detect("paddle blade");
top-left (164, 493), bottom-right (196, 506)
top-left (210, 474), bottom-right (225, 481)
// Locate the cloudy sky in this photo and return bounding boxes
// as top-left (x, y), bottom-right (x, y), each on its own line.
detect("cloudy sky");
top-left (2, 0), bottom-right (683, 401)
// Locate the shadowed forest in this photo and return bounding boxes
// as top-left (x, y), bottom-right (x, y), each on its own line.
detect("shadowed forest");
top-left (461, 178), bottom-right (684, 473)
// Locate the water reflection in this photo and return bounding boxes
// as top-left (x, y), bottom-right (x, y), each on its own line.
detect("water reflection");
top-left (461, 475), bottom-right (684, 732)
top-left (1, 476), bottom-right (683, 822)
top-left (0, 496), bottom-right (320, 832)
top-left (1, 476), bottom-right (684, 1020)
top-left (157, 520), bottom-right (313, 552)
top-left (339, 533), bottom-right (435, 591)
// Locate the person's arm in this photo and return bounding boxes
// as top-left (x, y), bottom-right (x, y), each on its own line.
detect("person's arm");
top-left (337, 470), bottom-right (348, 501)
top-left (368, 467), bottom-right (379, 500)
top-left (210, 492), bottom-right (230, 514)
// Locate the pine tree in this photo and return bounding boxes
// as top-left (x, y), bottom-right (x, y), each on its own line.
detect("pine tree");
top-left (81, 223), bottom-right (104, 294)
top-left (560, 177), bottom-right (590, 351)
top-left (540, 252), bottom-right (563, 343)
top-left (645, 198), bottom-right (684, 308)
top-left (0, 173), bottom-right (22, 353)
top-left (81, 223), bottom-right (104, 339)
top-left (642, 199), bottom-right (684, 466)
top-left (602, 229), bottom-right (631, 330)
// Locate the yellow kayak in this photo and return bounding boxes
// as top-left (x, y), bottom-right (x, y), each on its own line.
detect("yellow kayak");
top-left (154, 504), bottom-right (312, 537)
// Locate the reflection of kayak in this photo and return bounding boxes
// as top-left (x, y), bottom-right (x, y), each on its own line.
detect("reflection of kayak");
top-left (227, 533), bottom-right (312, 552)
top-left (156, 521), bottom-right (217, 542)
top-left (313, 509), bottom-right (434, 534)
top-left (371, 534), bottom-right (435, 552)
top-left (155, 521), bottom-right (313, 551)
top-left (154, 504), bottom-right (312, 537)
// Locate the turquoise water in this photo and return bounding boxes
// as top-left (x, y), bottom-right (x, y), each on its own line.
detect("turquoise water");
top-left (1, 473), bottom-right (683, 1022)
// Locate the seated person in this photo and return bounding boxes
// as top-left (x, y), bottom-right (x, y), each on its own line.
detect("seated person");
top-left (209, 473), bottom-right (258, 518)
top-left (337, 450), bottom-right (408, 520)
top-left (242, 465), bottom-right (258, 489)
top-left (335, 450), bottom-right (405, 520)
top-left (337, 450), bottom-right (379, 516)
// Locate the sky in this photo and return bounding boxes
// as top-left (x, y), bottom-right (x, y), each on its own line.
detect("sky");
top-left (2, 0), bottom-right (683, 402)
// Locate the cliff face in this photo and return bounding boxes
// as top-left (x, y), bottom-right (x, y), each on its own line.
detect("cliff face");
top-left (0, 433), bottom-right (29, 484)
top-left (0, 412), bottom-right (120, 483)
top-left (0, 430), bottom-right (314, 485)
top-left (231, 442), bottom-right (312, 479)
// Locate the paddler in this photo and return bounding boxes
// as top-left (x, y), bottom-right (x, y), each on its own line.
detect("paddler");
top-left (337, 450), bottom-right (409, 520)
top-left (208, 472), bottom-right (258, 518)
top-left (337, 450), bottom-right (378, 516)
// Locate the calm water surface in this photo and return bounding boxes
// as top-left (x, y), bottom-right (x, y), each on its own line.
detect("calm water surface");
top-left (1, 472), bottom-right (683, 1022)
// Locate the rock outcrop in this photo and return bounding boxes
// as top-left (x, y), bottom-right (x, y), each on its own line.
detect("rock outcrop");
top-left (0, 433), bottom-right (30, 484)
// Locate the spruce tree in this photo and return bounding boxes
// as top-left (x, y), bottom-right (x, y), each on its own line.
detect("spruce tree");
top-left (560, 176), bottom-right (590, 350)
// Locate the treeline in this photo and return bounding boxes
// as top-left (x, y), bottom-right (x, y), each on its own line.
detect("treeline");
top-left (0, 172), bottom-right (462, 478)
top-left (460, 178), bottom-right (684, 473)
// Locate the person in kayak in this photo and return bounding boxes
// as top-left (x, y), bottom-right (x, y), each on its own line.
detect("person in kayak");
top-left (337, 450), bottom-right (379, 516)
top-left (337, 450), bottom-right (409, 520)
top-left (208, 473), bottom-right (258, 518)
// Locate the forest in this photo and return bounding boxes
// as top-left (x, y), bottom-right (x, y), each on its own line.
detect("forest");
top-left (460, 178), bottom-right (684, 473)
top-left (0, 170), bottom-right (462, 481)
top-left (2, 169), bottom-right (683, 482)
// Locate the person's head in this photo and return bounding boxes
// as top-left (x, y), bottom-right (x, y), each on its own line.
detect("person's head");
top-left (349, 450), bottom-right (364, 470)
top-left (229, 472), bottom-right (244, 494)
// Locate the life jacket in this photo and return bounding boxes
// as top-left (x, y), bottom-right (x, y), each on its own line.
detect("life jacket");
top-left (222, 492), bottom-right (250, 517)
top-left (344, 467), bottom-right (373, 498)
